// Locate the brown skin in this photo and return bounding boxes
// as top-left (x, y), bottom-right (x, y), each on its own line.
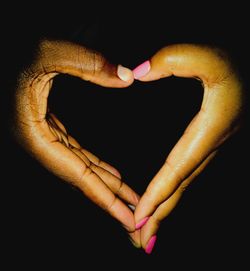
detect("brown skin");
top-left (134, 44), bottom-right (244, 250)
top-left (13, 39), bottom-right (141, 244)
top-left (13, 40), bottom-right (244, 251)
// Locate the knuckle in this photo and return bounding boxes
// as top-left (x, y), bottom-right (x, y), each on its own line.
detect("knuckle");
top-left (79, 166), bottom-right (94, 183)
top-left (91, 50), bottom-right (107, 75)
top-left (151, 214), bottom-right (161, 227)
top-left (164, 158), bottom-right (185, 182)
top-left (105, 196), bottom-right (118, 213)
top-left (116, 181), bottom-right (123, 196)
top-left (75, 47), bottom-right (107, 77)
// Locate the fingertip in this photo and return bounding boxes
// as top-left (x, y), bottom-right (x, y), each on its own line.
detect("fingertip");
top-left (132, 60), bottom-right (151, 80)
top-left (110, 167), bottom-right (122, 179)
top-left (132, 60), bottom-right (161, 82)
top-left (135, 193), bottom-right (141, 204)
top-left (135, 217), bottom-right (150, 230)
top-left (129, 237), bottom-right (141, 249)
top-left (109, 199), bottom-right (136, 232)
top-left (140, 218), bottom-right (159, 254)
top-left (117, 64), bottom-right (134, 83)
top-left (145, 235), bottom-right (157, 254)
top-left (128, 230), bottom-right (141, 249)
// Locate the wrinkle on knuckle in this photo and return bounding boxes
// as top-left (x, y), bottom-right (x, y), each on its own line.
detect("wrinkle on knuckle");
top-left (89, 161), bottom-right (98, 171)
top-left (164, 158), bottom-right (185, 183)
top-left (151, 214), bottom-right (161, 228)
top-left (116, 180), bottom-right (123, 196)
top-left (105, 196), bottom-right (118, 213)
top-left (77, 47), bottom-right (105, 76)
top-left (78, 166), bottom-right (94, 184)
top-left (77, 46), bottom-right (87, 73)
top-left (92, 51), bottom-right (106, 75)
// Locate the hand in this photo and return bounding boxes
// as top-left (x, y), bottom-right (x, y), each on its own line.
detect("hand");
top-left (13, 39), bottom-right (141, 244)
top-left (132, 44), bottom-right (245, 253)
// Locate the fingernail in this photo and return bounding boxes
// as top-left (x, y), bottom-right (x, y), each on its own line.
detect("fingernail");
top-left (145, 235), bottom-right (157, 254)
top-left (128, 204), bottom-right (136, 211)
top-left (132, 60), bottom-right (151, 79)
top-left (117, 64), bottom-right (133, 82)
top-left (135, 217), bottom-right (149, 230)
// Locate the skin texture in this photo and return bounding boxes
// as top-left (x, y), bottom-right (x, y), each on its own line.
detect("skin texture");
top-left (133, 44), bottom-right (244, 250)
top-left (13, 39), bottom-right (141, 244)
top-left (13, 40), bottom-right (244, 252)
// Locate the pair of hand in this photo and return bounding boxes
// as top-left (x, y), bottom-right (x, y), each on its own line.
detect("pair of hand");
top-left (13, 39), bottom-right (244, 254)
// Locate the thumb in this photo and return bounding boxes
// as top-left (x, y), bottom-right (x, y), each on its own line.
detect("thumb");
top-left (33, 39), bottom-right (134, 87)
top-left (133, 43), bottom-right (236, 83)
top-left (16, 39), bottom-right (134, 124)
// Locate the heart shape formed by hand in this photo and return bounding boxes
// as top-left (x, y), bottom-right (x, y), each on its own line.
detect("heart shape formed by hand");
top-left (13, 40), bottom-right (244, 253)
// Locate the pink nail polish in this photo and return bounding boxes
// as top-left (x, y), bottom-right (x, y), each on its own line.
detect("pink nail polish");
top-left (133, 60), bottom-right (151, 79)
top-left (145, 235), bottom-right (157, 254)
top-left (135, 217), bottom-right (149, 230)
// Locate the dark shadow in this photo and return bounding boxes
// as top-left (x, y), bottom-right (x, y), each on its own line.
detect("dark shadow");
top-left (2, 3), bottom-right (249, 269)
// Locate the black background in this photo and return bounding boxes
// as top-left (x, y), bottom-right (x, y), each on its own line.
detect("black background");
top-left (2, 3), bottom-right (249, 269)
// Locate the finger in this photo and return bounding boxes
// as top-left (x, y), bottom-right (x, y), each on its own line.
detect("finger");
top-left (133, 44), bottom-right (243, 224)
top-left (68, 135), bottom-right (81, 148)
top-left (31, 135), bottom-right (136, 231)
top-left (133, 44), bottom-right (236, 82)
top-left (89, 163), bottom-right (140, 207)
top-left (16, 40), bottom-right (134, 125)
top-left (37, 39), bottom-right (134, 87)
top-left (128, 230), bottom-right (141, 249)
top-left (81, 148), bottom-right (142, 245)
top-left (133, 44), bottom-right (243, 129)
top-left (77, 165), bottom-right (136, 232)
top-left (48, 80), bottom-right (128, 192)
top-left (16, 114), bottom-right (137, 231)
top-left (138, 151), bottom-right (217, 251)
top-left (79, 146), bottom-right (141, 207)
top-left (71, 147), bottom-right (140, 206)
top-left (80, 148), bottom-right (121, 179)
top-left (133, 111), bottom-right (220, 225)
top-left (49, 113), bottom-right (67, 134)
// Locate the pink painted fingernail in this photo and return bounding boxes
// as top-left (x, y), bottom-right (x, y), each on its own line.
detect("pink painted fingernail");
top-left (132, 60), bottom-right (151, 79)
top-left (135, 217), bottom-right (149, 230)
top-left (145, 235), bottom-right (157, 254)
